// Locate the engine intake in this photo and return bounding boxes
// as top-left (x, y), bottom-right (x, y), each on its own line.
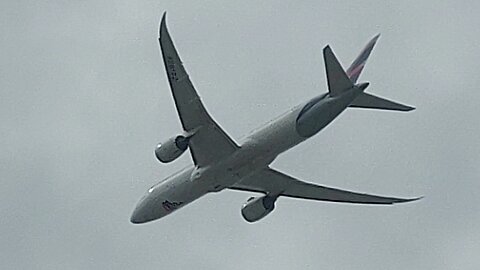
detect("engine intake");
top-left (241, 195), bottom-right (277, 223)
top-left (155, 135), bottom-right (189, 163)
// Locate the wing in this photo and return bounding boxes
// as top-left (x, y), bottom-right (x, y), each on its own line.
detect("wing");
top-left (230, 168), bottom-right (421, 204)
top-left (159, 13), bottom-right (239, 166)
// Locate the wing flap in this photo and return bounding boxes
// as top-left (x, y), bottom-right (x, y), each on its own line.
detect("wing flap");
top-left (230, 168), bottom-right (420, 204)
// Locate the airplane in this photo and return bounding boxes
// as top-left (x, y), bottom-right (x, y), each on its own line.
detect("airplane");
top-left (130, 13), bottom-right (421, 224)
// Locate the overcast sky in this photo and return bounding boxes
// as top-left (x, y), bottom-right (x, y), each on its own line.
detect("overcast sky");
top-left (1, 1), bottom-right (480, 269)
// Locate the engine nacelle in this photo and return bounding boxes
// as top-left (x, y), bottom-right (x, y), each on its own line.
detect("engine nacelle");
top-left (155, 135), bottom-right (189, 163)
top-left (241, 195), bottom-right (277, 223)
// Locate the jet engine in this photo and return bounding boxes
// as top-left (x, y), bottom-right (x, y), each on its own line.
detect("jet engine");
top-left (155, 135), bottom-right (189, 163)
top-left (241, 195), bottom-right (278, 222)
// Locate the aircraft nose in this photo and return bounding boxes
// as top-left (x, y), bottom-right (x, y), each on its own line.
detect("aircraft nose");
top-left (130, 192), bottom-right (167, 224)
top-left (130, 207), bottom-right (145, 224)
top-left (130, 196), bottom-right (154, 224)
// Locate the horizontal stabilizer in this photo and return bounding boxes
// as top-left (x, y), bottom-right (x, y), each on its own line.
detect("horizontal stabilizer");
top-left (349, 93), bottom-right (415, 112)
top-left (323, 46), bottom-right (354, 97)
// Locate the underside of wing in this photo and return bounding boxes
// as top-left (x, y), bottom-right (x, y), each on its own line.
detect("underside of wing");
top-left (159, 13), bottom-right (239, 166)
top-left (230, 168), bottom-right (421, 204)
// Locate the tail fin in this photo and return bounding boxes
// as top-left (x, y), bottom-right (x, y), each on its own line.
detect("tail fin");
top-left (323, 45), bottom-right (354, 97)
top-left (346, 34), bottom-right (380, 83)
top-left (350, 93), bottom-right (415, 111)
top-left (324, 35), bottom-right (415, 111)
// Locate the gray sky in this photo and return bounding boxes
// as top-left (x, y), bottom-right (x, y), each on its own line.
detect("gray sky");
top-left (1, 1), bottom-right (479, 269)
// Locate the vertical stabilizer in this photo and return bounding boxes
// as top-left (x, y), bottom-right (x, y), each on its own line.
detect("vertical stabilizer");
top-left (346, 34), bottom-right (380, 83)
top-left (323, 46), bottom-right (354, 97)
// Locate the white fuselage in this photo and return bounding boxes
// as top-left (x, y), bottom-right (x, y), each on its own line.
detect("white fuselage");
top-left (130, 85), bottom-right (366, 223)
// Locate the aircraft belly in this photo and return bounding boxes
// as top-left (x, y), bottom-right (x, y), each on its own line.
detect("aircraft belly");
top-left (242, 107), bottom-right (305, 159)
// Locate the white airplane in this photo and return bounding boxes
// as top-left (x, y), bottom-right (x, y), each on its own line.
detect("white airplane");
top-left (130, 13), bottom-right (420, 224)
